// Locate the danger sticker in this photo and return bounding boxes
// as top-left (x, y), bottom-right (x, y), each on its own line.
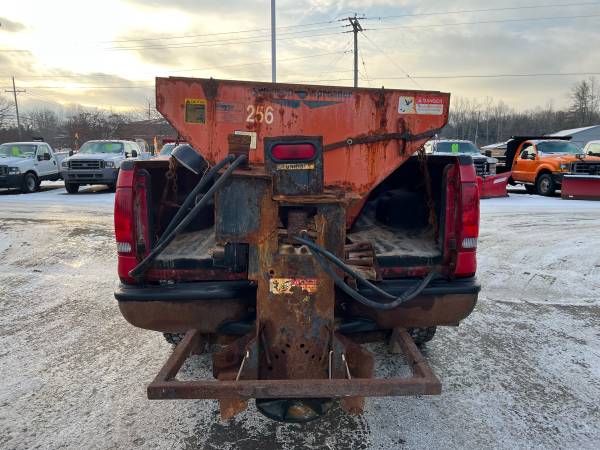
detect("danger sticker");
top-left (276, 162), bottom-right (315, 171)
top-left (415, 96), bottom-right (444, 115)
top-left (269, 278), bottom-right (318, 294)
top-left (398, 96), bottom-right (415, 114)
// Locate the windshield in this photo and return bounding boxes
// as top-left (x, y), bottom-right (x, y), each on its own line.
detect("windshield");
top-left (159, 143), bottom-right (176, 156)
top-left (434, 141), bottom-right (480, 154)
top-left (78, 141), bottom-right (124, 154)
top-left (0, 143), bottom-right (37, 158)
top-left (537, 141), bottom-right (582, 154)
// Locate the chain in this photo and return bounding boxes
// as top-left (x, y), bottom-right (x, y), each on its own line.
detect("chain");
top-left (417, 145), bottom-right (439, 241)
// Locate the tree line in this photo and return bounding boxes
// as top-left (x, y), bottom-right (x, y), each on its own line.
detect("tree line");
top-left (442, 78), bottom-right (600, 146)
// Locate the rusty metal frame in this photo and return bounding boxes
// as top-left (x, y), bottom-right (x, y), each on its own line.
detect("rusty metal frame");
top-left (147, 329), bottom-right (441, 400)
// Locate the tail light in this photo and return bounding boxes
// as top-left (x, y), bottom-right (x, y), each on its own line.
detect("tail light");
top-left (271, 143), bottom-right (316, 161)
top-left (455, 162), bottom-right (480, 277)
top-left (114, 167), bottom-right (138, 283)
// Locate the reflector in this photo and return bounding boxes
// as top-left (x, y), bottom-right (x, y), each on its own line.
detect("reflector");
top-left (271, 143), bottom-right (316, 161)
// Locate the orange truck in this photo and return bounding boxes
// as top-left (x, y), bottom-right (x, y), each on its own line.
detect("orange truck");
top-left (503, 136), bottom-right (600, 196)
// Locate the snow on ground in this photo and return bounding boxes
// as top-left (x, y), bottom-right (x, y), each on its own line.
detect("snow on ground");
top-left (0, 187), bottom-right (599, 449)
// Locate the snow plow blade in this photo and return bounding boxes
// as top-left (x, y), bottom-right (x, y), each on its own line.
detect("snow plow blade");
top-left (561, 175), bottom-right (600, 200)
top-left (478, 173), bottom-right (510, 199)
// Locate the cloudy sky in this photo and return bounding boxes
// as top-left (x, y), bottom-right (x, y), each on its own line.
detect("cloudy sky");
top-left (1, 0), bottom-right (599, 115)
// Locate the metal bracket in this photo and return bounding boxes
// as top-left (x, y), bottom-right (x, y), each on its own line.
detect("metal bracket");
top-left (147, 328), bottom-right (441, 402)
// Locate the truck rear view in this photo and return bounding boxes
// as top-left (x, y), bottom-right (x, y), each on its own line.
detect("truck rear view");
top-left (113, 78), bottom-right (480, 422)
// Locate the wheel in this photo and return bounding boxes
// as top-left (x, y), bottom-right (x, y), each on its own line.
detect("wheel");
top-left (107, 183), bottom-right (116, 192)
top-left (65, 183), bottom-right (79, 194)
top-left (536, 173), bottom-right (556, 196)
top-left (21, 173), bottom-right (38, 193)
top-left (163, 332), bottom-right (184, 345)
top-left (524, 184), bottom-right (536, 194)
top-left (408, 326), bottom-right (437, 345)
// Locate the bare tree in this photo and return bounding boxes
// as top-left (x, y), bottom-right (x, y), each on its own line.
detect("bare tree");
top-left (0, 94), bottom-right (12, 128)
top-left (569, 77), bottom-right (600, 126)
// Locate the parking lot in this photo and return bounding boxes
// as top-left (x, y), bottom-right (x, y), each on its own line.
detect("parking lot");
top-left (1, 184), bottom-right (599, 449)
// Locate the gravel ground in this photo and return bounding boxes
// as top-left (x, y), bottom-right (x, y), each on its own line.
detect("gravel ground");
top-left (1, 184), bottom-right (599, 449)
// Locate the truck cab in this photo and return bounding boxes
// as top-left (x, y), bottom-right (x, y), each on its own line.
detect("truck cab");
top-left (61, 140), bottom-right (146, 193)
top-left (0, 141), bottom-right (67, 193)
top-left (506, 137), bottom-right (600, 195)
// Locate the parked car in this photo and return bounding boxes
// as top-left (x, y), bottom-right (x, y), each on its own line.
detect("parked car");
top-left (424, 139), bottom-right (509, 198)
top-left (501, 136), bottom-right (600, 196)
top-left (0, 141), bottom-right (68, 193)
top-left (583, 140), bottom-right (600, 156)
top-left (61, 140), bottom-right (147, 193)
top-left (157, 140), bottom-right (188, 158)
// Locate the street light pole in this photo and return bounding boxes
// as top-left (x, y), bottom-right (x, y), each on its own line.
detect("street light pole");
top-left (271, 0), bottom-right (276, 83)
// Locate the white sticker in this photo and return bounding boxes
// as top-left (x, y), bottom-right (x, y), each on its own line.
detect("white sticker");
top-left (398, 96), bottom-right (415, 114)
top-left (415, 95), bottom-right (444, 115)
top-left (233, 131), bottom-right (257, 149)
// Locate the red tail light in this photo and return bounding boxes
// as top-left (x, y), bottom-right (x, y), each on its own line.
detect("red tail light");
top-left (455, 181), bottom-right (480, 277)
top-left (114, 168), bottom-right (137, 283)
top-left (271, 143), bottom-right (316, 161)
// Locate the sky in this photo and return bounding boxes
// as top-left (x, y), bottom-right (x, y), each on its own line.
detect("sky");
top-left (0, 0), bottom-right (599, 116)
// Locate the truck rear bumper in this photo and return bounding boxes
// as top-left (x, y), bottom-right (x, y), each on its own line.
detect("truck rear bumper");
top-left (115, 277), bottom-right (480, 332)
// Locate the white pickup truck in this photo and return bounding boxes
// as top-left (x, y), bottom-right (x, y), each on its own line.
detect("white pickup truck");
top-left (0, 141), bottom-right (69, 193)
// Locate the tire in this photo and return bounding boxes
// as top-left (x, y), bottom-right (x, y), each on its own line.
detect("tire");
top-left (536, 173), bottom-right (556, 196)
top-left (163, 333), bottom-right (184, 345)
top-left (524, 184), bottom-right (536, 194)
top-left (408, 326), bottom-right (437, 345)
top-left (65, 183), bottom-right (79, 194)
top-left (21, 173), bottom-right (38, 194)
top-left (107, 183), bottom-right (116, 192)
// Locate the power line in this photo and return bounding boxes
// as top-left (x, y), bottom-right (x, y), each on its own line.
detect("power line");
top-left (365, 1), bottom-right (600, 21)
top-left (366, 12), bottom-right (600, 32)
top-left (294, 72), bottom-right (600, 83)
top-left (360, 32), bottom-right (422, 89)
top-left (101, 19), bottom-right (340, 43)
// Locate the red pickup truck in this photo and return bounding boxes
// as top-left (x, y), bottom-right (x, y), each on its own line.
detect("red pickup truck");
top-left (113, 78), bottom-right (480, 422)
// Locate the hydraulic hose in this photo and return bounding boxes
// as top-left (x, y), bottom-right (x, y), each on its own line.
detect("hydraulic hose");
top-left (293, 235), bottom-right (438, 310)
top-left (158, 154), bottom-right (235, 244)
top-left (129, 154), bottom-right (247, 278)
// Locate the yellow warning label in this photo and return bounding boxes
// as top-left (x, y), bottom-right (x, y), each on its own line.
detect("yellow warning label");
top-left (185, 98), bottom-right (206, 124)
top-left (276, 163), bottom-right (315, 171)
top-left (269, 278), bottom-right (318, 294)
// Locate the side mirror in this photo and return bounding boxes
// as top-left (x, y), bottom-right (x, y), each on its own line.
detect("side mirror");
top-left (485, 150), bottom-right (492, 157)
top-left (520, 150), bottom-right (528, 159)
top-left (131, 150), bottom-right (138, 158)
top-left (37, 155), bottom-right (43, 161)
top-left (69, 150), bottom-right (74, 156)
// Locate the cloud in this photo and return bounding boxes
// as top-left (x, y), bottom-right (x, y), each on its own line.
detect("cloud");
top-left (0, 17), bottom-right (25, 32)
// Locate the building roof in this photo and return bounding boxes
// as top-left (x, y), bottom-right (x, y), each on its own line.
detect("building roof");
top-left (549, 125), bottom-right (600, 137)
top-left (481, 141), bottom-right (508, 149)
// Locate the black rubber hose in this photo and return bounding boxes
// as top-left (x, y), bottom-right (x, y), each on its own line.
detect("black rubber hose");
top-left (158, 154), bottom-right (235, 244)
top-left (294, 236), bottom-right (438, 310)
top-left (129, 154), bottom-right (247, 278)
top-left (294, 236), bottom-right (396, 299)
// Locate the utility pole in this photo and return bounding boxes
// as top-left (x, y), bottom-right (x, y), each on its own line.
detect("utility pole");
top-left (271, 0), bottom-right (276, 83)
top-left (5, 77), bottom-right (25, 139)
top-left (347, 14), bottom-right (363, 88)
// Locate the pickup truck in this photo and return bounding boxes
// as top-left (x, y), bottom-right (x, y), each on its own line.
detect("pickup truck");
top-left (503, 136), bottom-right (600, 195)
top-left (424, 139), bottom-right (509, 198)
top-left (113, 78), bottom-right (481, 422)
top-left (61, 140), bottom-right (146, 193)
top-left (0, 141), bottom-right (68, 193)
